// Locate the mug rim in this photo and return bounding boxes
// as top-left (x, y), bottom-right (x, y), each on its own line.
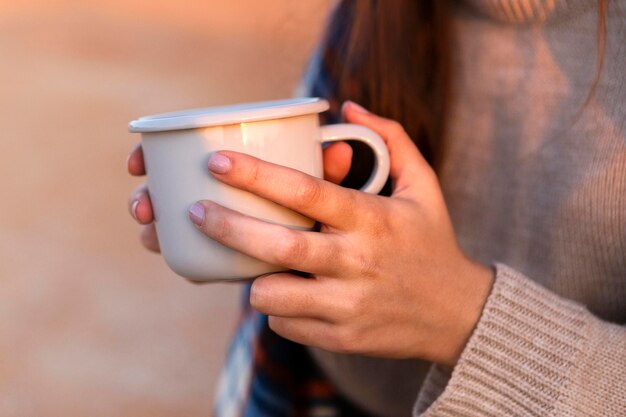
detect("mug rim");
top-left (128, 97), bottom-right (329, 133)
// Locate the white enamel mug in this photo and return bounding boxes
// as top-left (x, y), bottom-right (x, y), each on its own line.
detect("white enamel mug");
top-left (129, 98), bottom-right (390, 281)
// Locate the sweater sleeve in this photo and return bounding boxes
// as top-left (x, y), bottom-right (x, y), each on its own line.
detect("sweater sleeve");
top-left (413, 263), bottom-right (626, 417)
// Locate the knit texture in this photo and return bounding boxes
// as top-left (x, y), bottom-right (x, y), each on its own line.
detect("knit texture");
top-left (309, 0), bottom-right (626, 415)
top-left (414, 265), bottom-right (626, 416)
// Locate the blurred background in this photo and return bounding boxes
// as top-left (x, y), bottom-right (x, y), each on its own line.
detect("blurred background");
top-left (0, 1), bottom-right (332, 415)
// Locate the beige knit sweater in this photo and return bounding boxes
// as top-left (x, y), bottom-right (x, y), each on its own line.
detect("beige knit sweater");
top-left (309, 1), bottom-right (626, 416)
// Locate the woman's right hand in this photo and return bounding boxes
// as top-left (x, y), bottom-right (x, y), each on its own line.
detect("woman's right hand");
top-left (127, 140), bottom-right (353, 254)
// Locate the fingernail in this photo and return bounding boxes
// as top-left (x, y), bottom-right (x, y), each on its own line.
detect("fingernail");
top-left (189, 203), bottom-right (205, 226)
top-left (208, 153), bottom-right (231, 174)
top-left (347, 101), bottom-right (369, 114)
top-left (131, 200), bottom-right (139, 220)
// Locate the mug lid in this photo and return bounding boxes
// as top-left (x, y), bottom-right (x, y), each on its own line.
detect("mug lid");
top-left (128, 97), bottom-right (329, 133)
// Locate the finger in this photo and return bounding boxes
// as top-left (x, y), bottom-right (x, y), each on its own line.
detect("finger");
top-left (268, 316), bottom-right (334, 348)
top-left (251, 274), bottom-right (341, 321)
top-left (128, 184), bottom-right (154, 224)
top-left (127, 144), bottom-right (145, 176)
top-left (268, 316), bottom-right (357, 353)
top-left (341, 101), bottom-right (434, 193)
top-left (205, 151), bottom-right (361, 229)
top-left (323, 141), bottom-right (352, 184)
top-left (140, 223), bottom-right (160, 253)
top-left (188, 201), bottom-right (345, 275)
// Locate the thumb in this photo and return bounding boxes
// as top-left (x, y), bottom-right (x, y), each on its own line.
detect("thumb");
top-left (341, 101), bottom-right (434, 194)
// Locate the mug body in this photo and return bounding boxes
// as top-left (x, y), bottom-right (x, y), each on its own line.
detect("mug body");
top-left (140, 114), bottom-right (323, 281)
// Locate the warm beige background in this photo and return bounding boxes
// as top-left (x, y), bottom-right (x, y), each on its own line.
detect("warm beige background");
top-left (0, 1), bottom-right (332, 415)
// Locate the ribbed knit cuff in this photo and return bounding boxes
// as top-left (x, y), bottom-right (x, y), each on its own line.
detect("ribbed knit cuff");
top-left (415, 263), bottom-right (590, 416)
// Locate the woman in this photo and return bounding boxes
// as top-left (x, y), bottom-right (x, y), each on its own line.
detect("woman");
top-left (128, 1), bottom-right (626, 415)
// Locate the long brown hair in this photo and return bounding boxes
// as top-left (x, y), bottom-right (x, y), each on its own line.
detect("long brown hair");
top-left (319, 0), bottom-right (607, 168)
top-left (319, 0), bottom-right (450, 166)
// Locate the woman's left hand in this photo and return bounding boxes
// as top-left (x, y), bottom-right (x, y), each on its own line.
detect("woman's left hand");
top-left (188, 101), bottom-right (494, 367)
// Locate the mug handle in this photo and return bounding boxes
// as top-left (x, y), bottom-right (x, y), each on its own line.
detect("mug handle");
top-left (320, 124), bottom-right (390, 194)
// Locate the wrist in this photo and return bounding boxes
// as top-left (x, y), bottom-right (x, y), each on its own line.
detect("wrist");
top-left (436, 260), bottom-right (495, 367)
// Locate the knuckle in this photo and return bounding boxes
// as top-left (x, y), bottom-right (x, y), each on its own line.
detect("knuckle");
top-left (208, 210), bottom-right (232, 241)
top-left (359, 199), bottom-right (388, 234)
top-left (345, 247), bottom-right (379, 279)
top-left (250, 161), bottom-right (262, 183)
top-left (384, 119), bottom-right (406, 137)
top-left (294, 177), bottom-right (323, 207)
top-left (241, 158), bottom-right (262, 186)
top-left (274, 231), bottom-right (308, 265)
top-left (358, 254), bottom-right (379, 278)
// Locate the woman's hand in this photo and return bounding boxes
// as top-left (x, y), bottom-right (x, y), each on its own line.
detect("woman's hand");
top-left (187, 101), bottom-right (494, 366)
top-left (126, 129), bottom-right (354, 253)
